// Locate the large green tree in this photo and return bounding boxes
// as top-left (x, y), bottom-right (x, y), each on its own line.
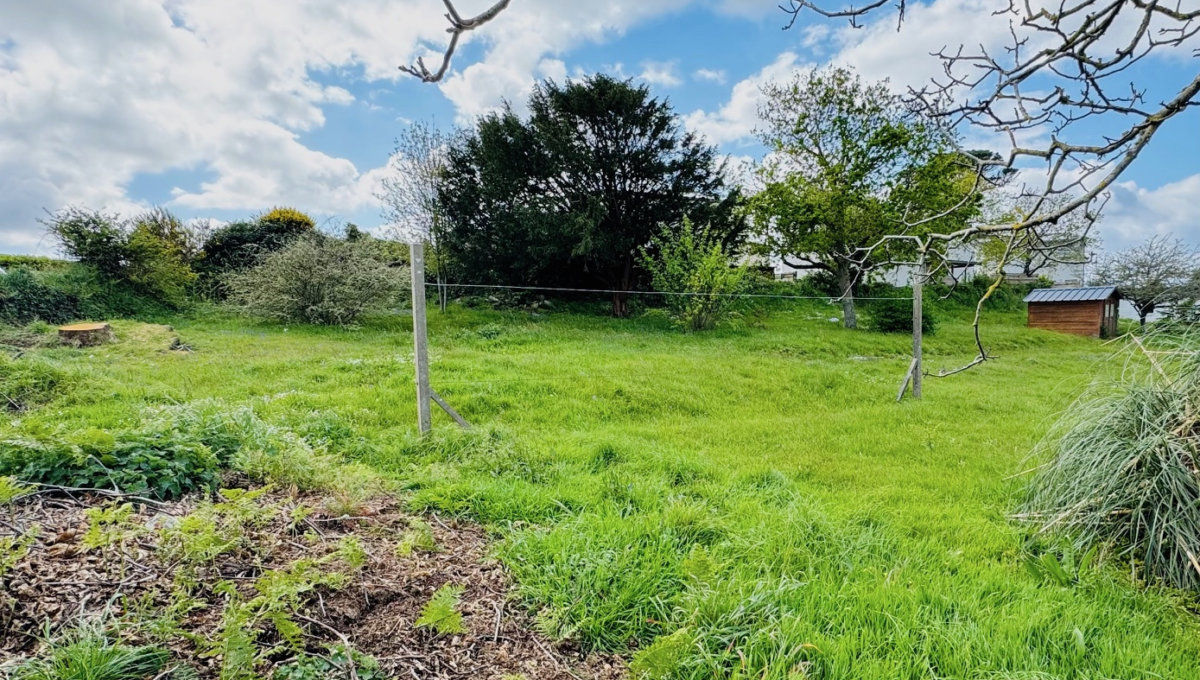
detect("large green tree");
top-left (752, 67), bottom-right (978, 329)
top-left (438, 75), bottom-right (742, 317)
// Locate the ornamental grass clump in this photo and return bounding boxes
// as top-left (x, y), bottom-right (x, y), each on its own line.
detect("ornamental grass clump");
top-left (1020, 329), bottom-right (1200, 590)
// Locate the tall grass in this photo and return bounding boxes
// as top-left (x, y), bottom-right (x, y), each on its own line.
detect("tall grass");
top-left (1021, 329), bottom-right (1200, 589)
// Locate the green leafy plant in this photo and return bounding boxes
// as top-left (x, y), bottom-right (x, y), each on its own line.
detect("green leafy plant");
top-left (0, 427), bottom-right (219, 500)
top-left (1, 529), bottom-right (37, 581)
top-left (630, 628), bottom-right (694, 680)
top-left (0, 475), bottom-right (31, 504)
top-left (273, 646), bottom-right (383, 680)
top-left (1022, 543), bottom-right (1099, 587)
top-left (641, 219), bottom-right (750, 331)
top-left (82, 503), bottom-right (149, 578)
top-left (396, 518), bottom-right (437, 556)
top-left (415, 584), bottom-right (467, 635)
top-left (161, 487), bottom-right (275, 568)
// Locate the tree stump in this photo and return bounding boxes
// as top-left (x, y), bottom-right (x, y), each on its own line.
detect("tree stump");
top-left (58, 322), bottom-right (114, 347)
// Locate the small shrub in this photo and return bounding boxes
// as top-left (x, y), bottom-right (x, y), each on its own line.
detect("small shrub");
top-left (641, 219), bottom-right (750, 331)
top-left (227, 235), bottom-right (404, 326)
top-left (0, 427), bottom-right (219, 500)
top-left (415, 584), bottom-right (467, 635)
top-left (867, 297), bottom-right (936, 334)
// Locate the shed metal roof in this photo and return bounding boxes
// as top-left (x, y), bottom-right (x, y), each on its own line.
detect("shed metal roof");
top-left (1024, 286), bottom-right (1118, 303)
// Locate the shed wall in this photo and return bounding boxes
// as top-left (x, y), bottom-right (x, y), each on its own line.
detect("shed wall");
top-left (1027, 300), bottom-right (1104, 337)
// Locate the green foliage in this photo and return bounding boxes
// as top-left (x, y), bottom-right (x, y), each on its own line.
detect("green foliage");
top-left (258, 207), bottom-right (317, 233)
top-left (630, 628), bottom-right (694, 680)
top-left (641, 219), bottom-right (750, 331)
top-left (0, 254), bottom-right (69, 271)
top-left (0, 354), bottom-right (69, 412)
top-left (1021, 329), bottom-right (1200, 589)
top-left (12, 622), bottom-right (168, 680)
top-left (1, 529), bottom-right (37, 581)
top-left (0, 267), bottom-right (81, 324)
top-left (197, 208), bottom-right (316, 283)
top-left (438, 74), bottom-right (742, 316)
top-left (273, 646), bottom-right (383, 680)
top-left (866, 297), bottom-right (936, 334)
top-left (0, 475), bottom-right (31, 504)
top-left (415, 584), bottom-right (467, 635)
top-left (41, 207), bottom-right (197, 307)
top-left (395, 518), bottom-right (437, 556)
top-left (752, 67), bottom-right (972, 328)
top-left (0, 427), bottom-right (219, 500)
top-left (210, 545), bottom-right (362, 678)
top-left (227, 235), bottom-right (403, 325)
top-left (161, 487), bottom-right (274, 566)
top-left (929, 274), bottom-right (1044, 313)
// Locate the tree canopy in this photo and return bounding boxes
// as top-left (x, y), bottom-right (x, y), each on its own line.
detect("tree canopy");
top-left (751, 67), bottom-right (976, 328)
top-left (437, 74), bottom-right (743, 316)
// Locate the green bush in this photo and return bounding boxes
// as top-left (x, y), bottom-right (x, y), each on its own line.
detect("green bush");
top-left (39, 266), bottom-right (173, 320)
top-left (867, 297), bottom-right (936, 334)
top-left (196, 208), bottom-right (316, 282)
top-left (227, 235), bottom-right (404, 326)
top-left (0, 268), bottom-right (81, 324)
top-left (641, 219), bottom-right (749, 331)
top-left (41, 207), bottom-right (198, 308)
top-left (0, 427), bottom-right (220, 500)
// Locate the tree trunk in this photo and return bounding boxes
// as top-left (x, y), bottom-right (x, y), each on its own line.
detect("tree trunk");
top-left (836, 264), bottom-right (858, 330)
top-left (611, 255), bottom-right (634, 318)
top-left (58, 322), bottom-right (114, 347)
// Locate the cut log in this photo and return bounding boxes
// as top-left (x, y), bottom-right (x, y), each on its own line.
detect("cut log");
top-left (58, 322), bottom-right (114, 347)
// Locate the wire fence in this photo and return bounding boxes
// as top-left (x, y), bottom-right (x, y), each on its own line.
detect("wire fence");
top-left (427, 281), bottom-right (915, 302)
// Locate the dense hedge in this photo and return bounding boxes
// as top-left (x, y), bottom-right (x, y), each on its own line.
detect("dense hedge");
top-left (0, 255), bottom-right (69, 271)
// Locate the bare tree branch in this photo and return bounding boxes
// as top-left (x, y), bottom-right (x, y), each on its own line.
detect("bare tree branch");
top-left (400, 0), bottom-right (513, 83)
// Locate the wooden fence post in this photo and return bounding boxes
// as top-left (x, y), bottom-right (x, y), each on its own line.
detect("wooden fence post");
top-left (410, 243), bottom-right (432, 434)
top-left (912, 257), bottom-right (925, 400)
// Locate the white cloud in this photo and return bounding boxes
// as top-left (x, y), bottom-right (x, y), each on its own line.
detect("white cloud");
top-left (435, 0), bottom-right (694, 122)
top-left (1099, 174), bottom-right (1200, 251)
top-left (0, 0), bottom-right (463, 253)
top-left (693, 68), bottom-right (727, 84)
top-left (639, 60), bottom-right (683, 87)
top-left (683, 52), bottom-right (805, 145)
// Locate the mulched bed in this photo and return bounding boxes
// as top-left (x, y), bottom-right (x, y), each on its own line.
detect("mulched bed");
top-left (0, 486), bottom-right (625, 679)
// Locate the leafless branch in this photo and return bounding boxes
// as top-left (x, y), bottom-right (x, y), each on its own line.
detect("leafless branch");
top-left (400, 0), bottom-right (513, 83)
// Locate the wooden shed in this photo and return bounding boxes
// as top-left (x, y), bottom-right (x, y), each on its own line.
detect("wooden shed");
top-left (1024, 286), bottom-right (1120, 338)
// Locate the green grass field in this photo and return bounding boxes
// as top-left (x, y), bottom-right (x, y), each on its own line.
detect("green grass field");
top-left (9, 302), bottom-right (1200, 679)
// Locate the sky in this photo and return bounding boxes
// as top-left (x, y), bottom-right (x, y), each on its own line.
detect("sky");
top-left (1, 0), bottom-right (1197, 257)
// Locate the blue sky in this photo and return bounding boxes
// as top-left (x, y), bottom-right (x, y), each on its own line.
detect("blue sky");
top-left (1, 0), bottom-right (1197, 255)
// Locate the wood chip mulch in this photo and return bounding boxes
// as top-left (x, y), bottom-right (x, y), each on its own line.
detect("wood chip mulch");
top-left (0, 488), bottom-right (625, 680)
